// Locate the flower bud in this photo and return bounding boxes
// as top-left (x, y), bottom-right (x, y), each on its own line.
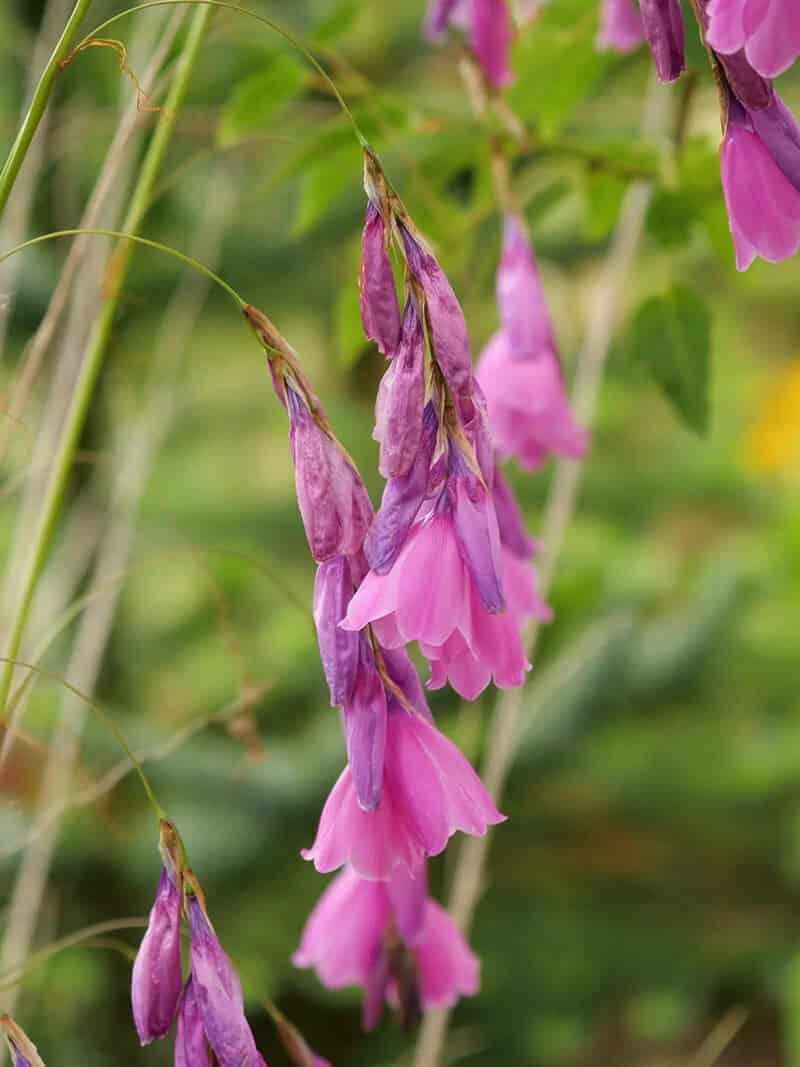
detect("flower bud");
top-left (360, 201), bottom-right (401, 357)
top-left (174, 979), bottom-right (212, 1067)
top-left (313, 557), bottom-right (360, 706)
top-left (374, 300), bottom-right (425, 479)
top-left (0, 1017), bottom-right (45, 1067)
top-left (497, 215), bottom-right (555, 360)
top-left (131, 867), bottom-right (183, 1044)
top-left (343, 638), bottom-right (388, 812)
top-left (287, 385), bottom-right (373, 563)
top-left (188, 897), bottom-right (262, 1067)
top-left (639, 0), bottom-right (685, 81)
top-left (450, 449), bottom-right (504, 614)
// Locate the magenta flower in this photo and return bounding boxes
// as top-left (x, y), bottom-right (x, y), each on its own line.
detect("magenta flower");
top-left (597, 0), bottom-right (644, 53)
top-left (639, 0), bottom-right (685, 81)
top-left (721, 94), bottom-right (800, 270)
top-left (188, 897), bottom-right (263, 1067)
top-left (426, 0), bottom-right (513, 87)
top-left (374, 300), bottom-right (425, 479)
top-left (286, 384), bottom-right (373, 563)
top-left (502, 547), bottom-right (551, 628)
top-left (706, 0), bottom-right (800, 79)
top-left (477, 331), bottom-right (587, 471)
top-left (293, 864), bottom-right (479, 1028)
top-left (360, 201), bottom-right (401, 357)
top-left (174, 979), bottom-right (212, 1067)
top-left (344, 442), bottom-right (531, 699)
top-left (302, 709), bottom-right (504, 880)
top-left (131, 867), bottom-right (183, 1045)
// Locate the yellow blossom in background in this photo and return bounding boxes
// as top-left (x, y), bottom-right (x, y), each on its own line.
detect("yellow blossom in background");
top-left (742, 360), bottom-right (800, 480)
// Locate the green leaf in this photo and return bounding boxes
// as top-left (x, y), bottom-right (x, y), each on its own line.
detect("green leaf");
top-left (628, 284), bottom-right (711, 434)
top-left (293, 142), bottom-right (362, 235)
top-left (583, 171), bottom-right (626, 240)
top-left (218, 55), bottom-right (307, 146)
top-left (508, 0), bottom-right (613, 138)
top-left (312, 0), bottom-right (361, 44)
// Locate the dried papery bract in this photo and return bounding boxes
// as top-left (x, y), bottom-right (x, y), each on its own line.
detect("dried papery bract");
top-left (0, 1017), bottom-right (46, 1067)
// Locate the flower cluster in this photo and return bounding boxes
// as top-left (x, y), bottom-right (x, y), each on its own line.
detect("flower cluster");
top-left (425, 0), bottom-right (514, 88)
top-left (598, 0), bottom-right (800, 270)
top-left (131, 821), bottom-right (269, 1066)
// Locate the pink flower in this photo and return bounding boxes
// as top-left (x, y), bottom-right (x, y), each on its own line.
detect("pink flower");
top-left (476, 331), bottom-right (588, 470)
top-left (302, 709), bottom-right (504, 880)
top-left (344, 487), bottom-right (530, 699)
top-left (293, 865), bottom-right (479, 1028)
top-left (706, 0), bottom-right (800, 79)
top-left (131, 867), bottom-right (183, 1045)
top-left (721, 95), bottom-right (800, 270)
top-left (425, 0), bottom-right (513, 87)
top-left (502, 547), bottom-right (551, 628)
top-left (597, 0), bottom-right (644, 53)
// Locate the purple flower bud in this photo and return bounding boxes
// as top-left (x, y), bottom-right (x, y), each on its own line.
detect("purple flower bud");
top-left (425, 0), bottom-right (467, 41)
top-left (287, 385), bottom-right (373, 563)
top-left (597, 0), bottom-right (645, 53)
top-left (313, 557), bottom-right (360, 706)
top-left (360, 201), bottom-right (401, 357)
top-left (639, 0), bottom-right (685, 81)
top-left (374, 301), bottom-right (425, 479)
top-left (471, 0), bottom-right (513, 87)
top-left (175, 979), bottom-right (212, 1067)
top-left (449, 450), bottom-right (504, 614)
top-left (188, 898), bottom-right (261, 1067)
top-left (492, 465), bottom-right (536, 560)
top-left (400, 226), bottom-right (473, 403)
top-left (721, 93), bottom-right (800, 269)
top-left (497, 215), bottom-right (555, 360)
top-left (131, 867), bottom-right (182, 1045)
top-left (14, 1055), bottom-right (33, 1067)
top-left (380, 645), bottom-right (433, 721)
top-left (343, 638), bottom-right (388, 812)
top-left (365, 403), bottom-right (438, 574)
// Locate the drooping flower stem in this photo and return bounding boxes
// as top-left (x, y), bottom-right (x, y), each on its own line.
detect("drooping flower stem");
top-left (0, 6), bottom-right (212, 719)
top-left (0, 0), bottom-right (95, 217)
top-left (413, 73), bottom-right (673, 1067)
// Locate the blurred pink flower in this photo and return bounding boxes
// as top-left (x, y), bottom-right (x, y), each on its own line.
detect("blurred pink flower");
top-left (131, 867), bottom-right (182, 1045)
top-left (597, 0), bottom-right (644, 53)
top-left (425, 0), bottom-right (513, 87)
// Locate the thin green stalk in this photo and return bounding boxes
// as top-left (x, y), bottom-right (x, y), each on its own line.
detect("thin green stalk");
top-left (78, 0), bottom-right (368, 146)
top-left (0, 6), bottom-right (212, 718)
top-left (0, 0), bottom-right (95, 216)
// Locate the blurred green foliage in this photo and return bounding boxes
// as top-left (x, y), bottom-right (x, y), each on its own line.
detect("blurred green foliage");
top-left (1, 0), bottom-right (800, 1065)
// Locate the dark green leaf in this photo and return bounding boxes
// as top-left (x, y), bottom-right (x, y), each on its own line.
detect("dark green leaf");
top-left (628, 284), bottom-right (711, 433)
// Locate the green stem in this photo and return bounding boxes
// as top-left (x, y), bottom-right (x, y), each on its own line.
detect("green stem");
top-left (0, 5), bottom-right (212, 718)
top-left (0, 229), bottom-right (245, 308)
top-left (78, 0), bottom-right (368, 147)
top-left (0, 0), bottom-right (95, 216)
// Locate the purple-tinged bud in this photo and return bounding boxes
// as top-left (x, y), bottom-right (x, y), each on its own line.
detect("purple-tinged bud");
top-left (313, 557), bottom-right (359, 706)
top-left (1, 1017), bottom-right (45, 1067)
top-left (400, 225), bottom-right (473, 402)
top-left (425, 0), bottom-right (467, 41)
top-left (449, 450), bottom-right (504, 614)
top-left (639, 0), bottom-right (685, 81)
top-left (175, 979), bottom-right (212, 1067)
top-left (471, 0), bottom-right (513, 87)
top-left (492, 465), bottom-right (536, 560)
top-left (188, 897), bottom-right (262, 1067)
top-left (360, 201), bottom-right (401, 358)
top-left (343, 638), bottom-right (388, 813)
top-left (497, 215), bottom-right (555, 360)
top-left (721, 93), bottom-right (800, 270)
top-left (131, 867), bottom-right (183, 1045)
top-left (597, 0), bottom-right (645, 53)
top-left (374, 301), bottom-right (425, 479)
top-left (365, 403), bottom-right (439, 574)
top-left (287, 385), bottom-right (373, 563)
